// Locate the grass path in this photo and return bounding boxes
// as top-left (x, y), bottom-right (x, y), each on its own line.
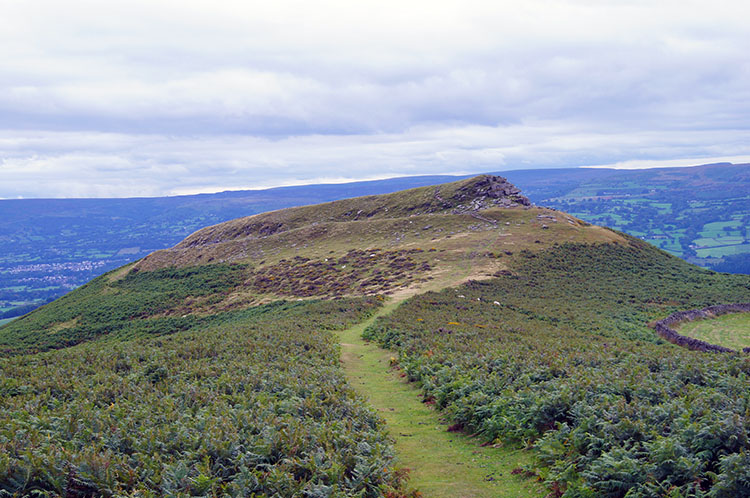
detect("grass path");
top-left (336, 301), bottom-right (542, 498)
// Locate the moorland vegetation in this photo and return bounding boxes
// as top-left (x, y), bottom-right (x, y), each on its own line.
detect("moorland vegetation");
top-left (4, 163), bottom-right (748, 316)
top-left (0, 298), bottom-right (415, 497)
top-left (365, 240), bottom-right (750, 497)
top-left (1, 175), bottom-right (749, 497)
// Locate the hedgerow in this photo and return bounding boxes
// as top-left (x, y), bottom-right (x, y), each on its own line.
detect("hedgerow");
top-left (0, 298), bottom-right (410, 497)
top-left (364, 241), bottom-right (750, 497)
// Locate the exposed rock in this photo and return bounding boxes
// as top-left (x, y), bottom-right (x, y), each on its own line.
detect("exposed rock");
top-left (136, 174), bottom-right (534, 271)
top-left (452, 175), bottom-right (532, 209)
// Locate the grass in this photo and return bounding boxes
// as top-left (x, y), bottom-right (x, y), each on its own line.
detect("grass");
top-left (702, 221), bottom-right (743, 232)
top-left (2, 176), bottom-right (623, 356)
top-left (676, 312), bottom-right (750, 351)
top-left (696, 243), bottom-right (750, 258)
top-left (3, 174), bottom-right (750, 496)
top-left (0, 318), bottom-right (13, 327)
top-left (136, 174), bottom-right (621, 275)
top-left (336, 300), bottom-right (542, 498)
top-left (694, 236), bottom-right (745, 247)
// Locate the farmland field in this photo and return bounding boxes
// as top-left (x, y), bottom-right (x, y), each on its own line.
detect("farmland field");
top-left (676, 312), bottom-right (750, 351)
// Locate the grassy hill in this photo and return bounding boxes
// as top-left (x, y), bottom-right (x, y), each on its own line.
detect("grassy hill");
top-left (1, 175), bottom-right (749, 497)
top-left (3, 162), bottom-right (748, 316)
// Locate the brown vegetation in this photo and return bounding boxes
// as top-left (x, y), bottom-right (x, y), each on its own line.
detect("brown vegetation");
top-left (246, 249), bottom-right (433, 297)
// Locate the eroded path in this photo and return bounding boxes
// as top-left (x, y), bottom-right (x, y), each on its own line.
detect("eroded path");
top-left (336, 300), bottom-right (542, 498)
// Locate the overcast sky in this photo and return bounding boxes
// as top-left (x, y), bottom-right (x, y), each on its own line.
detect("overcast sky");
top-left (2, 0), bottom-right (750, 198)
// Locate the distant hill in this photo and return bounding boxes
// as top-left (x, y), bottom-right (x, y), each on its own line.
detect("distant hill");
top-left (2, 175), bottom-right (749, 497)
top-left (1, 163), bottom-right (748, 313)
top-left (0, 175), bottom-right (463, 313)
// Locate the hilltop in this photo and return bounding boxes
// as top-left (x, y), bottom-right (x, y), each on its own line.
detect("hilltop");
top-left (2, 162), bottom-right (748, 316)
top-left (1, 175), bottom-right (750, 497)
top-left (0, 175), bottom-right (623, 354)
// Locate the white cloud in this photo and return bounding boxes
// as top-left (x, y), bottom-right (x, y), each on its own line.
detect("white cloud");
top-left (1, 0), bottom-right (749, 197)
top-left (2, 123), bottom-right (749, 198)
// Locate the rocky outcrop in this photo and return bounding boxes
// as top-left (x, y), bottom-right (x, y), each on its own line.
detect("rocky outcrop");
top-left (652, 303), bottom-right (750, 353)
top-left (452, 175), bottom-right (531, 210)
top-left (135, 175), bottom-right (536, 271)
top-left (434, 176), bottom-right (531, 221)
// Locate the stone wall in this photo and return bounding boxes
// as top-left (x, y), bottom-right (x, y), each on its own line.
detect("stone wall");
top-left (652, 303), bottom-right (750, 353)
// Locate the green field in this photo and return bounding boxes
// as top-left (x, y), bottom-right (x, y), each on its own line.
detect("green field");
top-left (0, 318), bottom-right (13, 327)
top-left (541, 166), bottom-right (750, 266)
top-left (697, 244), bottom-right (750, 258)
top-left (694, 236), bottom-right (745, 247)
top-left (676, 312), bottom-right (750, 351)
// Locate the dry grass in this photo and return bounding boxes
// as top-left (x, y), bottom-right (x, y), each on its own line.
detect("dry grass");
top-left (135, 206), bottom-right (624, 304)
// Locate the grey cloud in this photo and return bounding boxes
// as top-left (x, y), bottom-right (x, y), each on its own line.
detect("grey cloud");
top-left (2, 124), bottom-right (750, 198)
top-left (1, 1), bottom-right (749, 197)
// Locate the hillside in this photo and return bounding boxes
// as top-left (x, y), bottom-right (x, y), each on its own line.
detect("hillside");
top-left (1, 175), bottom-right (750, 497)
top-left (0, 175), bottom-right (619, 354)
top-left (2, 162), bottom-right (748, 317)
top-left (5, 164), bottom-right (750, 318)
top-left (0, 175), bottom-right (462, 313)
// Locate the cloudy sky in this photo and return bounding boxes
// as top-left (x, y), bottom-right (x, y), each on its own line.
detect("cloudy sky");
top-left (2, 0), bottom-right (750, 198)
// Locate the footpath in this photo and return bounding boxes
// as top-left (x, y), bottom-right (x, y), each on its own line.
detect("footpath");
top-left (336, 301), bottom-right (541, 498)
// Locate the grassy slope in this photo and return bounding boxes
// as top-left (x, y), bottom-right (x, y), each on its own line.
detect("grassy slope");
top-left (677, 312), bottom-right (750, 350)
top-left (134, 175), bottom-right (611, 272)
top-left (1, 176), bottom-right (623, 355)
